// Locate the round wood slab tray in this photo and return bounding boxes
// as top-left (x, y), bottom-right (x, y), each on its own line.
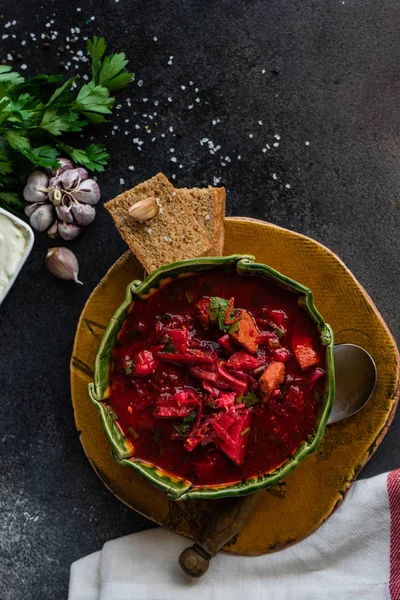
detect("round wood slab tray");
top-left (71, 217), bottom-right (400, 555)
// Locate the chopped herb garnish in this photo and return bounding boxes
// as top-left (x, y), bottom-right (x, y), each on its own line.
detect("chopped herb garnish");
top-left (242, 393), bottom-right (261, 407)
top-left (208, 400), bottom-right (217, 409)
top-left (128, 426), bottom-right (139, 440)
top-left (185, 291), bottom-right (194, 304)
top-left (208, 296), bottom-right (236, 333)
top-left (173, 410), bottom-right (197, 436)
top-left (236, 395), bottom-right (243, 404)
top-left (160, 335), bottom-right (176, 354)
top-left (241, 427), bottom-right (251, 436)
top-left (228, 320), bottom-right (240, 335)
top-left (124, 360), bottom-right (134, 375)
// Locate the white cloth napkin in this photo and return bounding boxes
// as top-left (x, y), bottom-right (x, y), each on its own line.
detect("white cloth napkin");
top-left (69, 470), bottom-right (400, 600)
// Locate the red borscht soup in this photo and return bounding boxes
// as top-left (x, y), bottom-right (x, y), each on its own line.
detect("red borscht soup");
top-left (108, 266), bottom-right (326, 487)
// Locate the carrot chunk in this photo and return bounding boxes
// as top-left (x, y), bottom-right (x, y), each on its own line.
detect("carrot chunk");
top-left (259, 362), bottom-right (285, 403)
top-left (230, 310), bottom-right (259, 354)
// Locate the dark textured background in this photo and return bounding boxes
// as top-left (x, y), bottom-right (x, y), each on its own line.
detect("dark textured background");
top-left (1, 1), bottom-right (399, 598)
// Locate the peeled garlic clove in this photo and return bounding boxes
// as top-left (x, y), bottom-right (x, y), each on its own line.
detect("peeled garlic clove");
top-left (23, 170), bottom-right (49, 203)
top-left (29, 203), bottom-right (54, 232)
top-left (47, 221), bottom-right (59, 239)
top-left (58, 221), bottom-right (82, 241)
top-left (58, 168), bottom-right (89, 190)
top-left (56, 205), bottom-right (74, 223)
top-left (128, 196), bottom-right (160, 222)
top-left (50, 158), bottom-right (75, 177)
top-left (46, 247), bottom-right (82, 284)
top-left (71, 203), bottom-right (96, 226)
top-left (73, 179), bottom-right (101, 205)
top-left (24, 202), bottom-right (45, 218)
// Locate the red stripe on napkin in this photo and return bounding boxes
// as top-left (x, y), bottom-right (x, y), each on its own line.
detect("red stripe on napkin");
top-left (389, 470), bottom-right (400, 599)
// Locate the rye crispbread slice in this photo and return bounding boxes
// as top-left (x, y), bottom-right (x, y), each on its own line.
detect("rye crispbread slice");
top-left (105, 173), bottom-right (211, 273)
top-left (176, 186), bottom-right (226, 256)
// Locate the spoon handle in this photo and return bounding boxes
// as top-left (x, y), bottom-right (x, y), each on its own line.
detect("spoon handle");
top-left (178, 493), bottom-right (257, 577)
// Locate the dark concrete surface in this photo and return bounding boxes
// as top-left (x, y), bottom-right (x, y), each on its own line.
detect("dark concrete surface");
top-left (1, 1), bottom-right (399, 598)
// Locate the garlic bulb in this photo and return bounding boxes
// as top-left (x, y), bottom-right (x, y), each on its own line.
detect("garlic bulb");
top-left (22, 158), bottom-right (101, 239)
top-left (23, 170), bottom-right (49, 203)
top-left (128, 197), bottom-right (160, 222)
top-left (46, 247), bottom-right (82, 284)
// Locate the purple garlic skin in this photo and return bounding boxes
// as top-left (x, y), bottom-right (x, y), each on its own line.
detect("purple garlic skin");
top-left (23, 170), bottom-right (49, 203)
top-left (58, 222), bottom-right (82, 241)
top-left (24, 202), bottom-right (44, 218)
top-left (56, 205), bottom-right (74, 223)
top-left (47, 221), bottom-right (59, 239)
top-left (56, 168), bottom-right (89, 190)
top-left (71, 203), bottom-right (96, 226)
top-left (50, 158), bottom-right (75, 177)
top-left (29, 204), bottom-right (54, 232)
top-left (73, 179), bottom-right (101, 205)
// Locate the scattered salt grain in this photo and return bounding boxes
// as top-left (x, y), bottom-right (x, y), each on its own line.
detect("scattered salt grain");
top-left (138, 79), bottom-right (143, 87)
top-left (20, 64), bottom-right (27, 70)
top-left (145, 227), bottom-right (153, 235)
top-left (128, 166), bottom-right (135, 171)
top-left (188, 104), bottom-right (194, 109)
top-left (120, 178), bottom-right (125, 185)
top-left (261, 68), bottom-right (266, 74)
top-left (153, 36), bottom-right (158, 41)
top-left (168, 56), bottom-right (173, 65)
top-left (258, 120), bottom-right (263, 125)
top-left (273, 142), bottom-right (279, 148)
top-left (285, 184), bottom-right (291, 189)
top-left (181, 85), bottom-right (186, 90)
top-left (272, 173), bottom-right (277, 180)
top-left (305, 141), bottom-right (310, 146)
top-left (168, 97), bottom-right (172, 102)
top-left (21, 40), bottom-right (26, 46)
top-left (170, 148), bottom-right (175, 153)
top-left (249, 134), bottom-right (253, 139)
top-left (274, 134), bottom-right (281, 140)
top-left (170, 156), bottom-right (177, 163)
top-left (6, 54), bottom-right (12, 61)
top-left (164, 235), bottom-right (172, 243)
top-left (205, 214), bottom-right (211, 221)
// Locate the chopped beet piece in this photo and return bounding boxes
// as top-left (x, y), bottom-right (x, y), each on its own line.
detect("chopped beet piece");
top-left (292, 334), bottom-right (319, 371)
top-left (218, 334), bottom-right (237, 354)
top-left (259, 362), bottom-right (286, 403)
top-left (230, 310), bottom-right (259, 353)
top-left (133, 350), bottom-right (157, 376)
top-left (202, 381), bottom-right (220, 397)
top-left (267, 309), bottom-right (288, 327)
top-left (227, 350), bottom-right (263, 372)
top-left (217, 362), bottom-right (248, 395)
top-left (157, 349), bottom-right (216, 365)
top-left (257, 331), bottom-right (280, 347)
top-left (212, 407), bottom-right (252, 465)
top-left (211, 392), bottom-right (236, 410)
top-left (309, 367), bottom-right (325, 385)
top-left (285, 385), bottom-right (304, 410)
top-left (272, 348), bottom-right (291, 363)
top-left (154, 390), bottom-right (199, 418)
top-left (162, 328), bottom-right (189, 353)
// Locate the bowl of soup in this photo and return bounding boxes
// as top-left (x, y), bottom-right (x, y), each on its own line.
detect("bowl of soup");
top-left (89, 254), bottom-right (334, 500)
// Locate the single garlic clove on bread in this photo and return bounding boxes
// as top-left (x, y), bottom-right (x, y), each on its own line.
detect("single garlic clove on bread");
top-left (128, 196), bottom-right (160, 222)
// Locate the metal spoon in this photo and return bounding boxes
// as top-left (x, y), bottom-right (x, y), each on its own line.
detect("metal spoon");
top-left (179, 343), bottom-right (377, 577)
top-left (328, 343), bottom-right (376, 424)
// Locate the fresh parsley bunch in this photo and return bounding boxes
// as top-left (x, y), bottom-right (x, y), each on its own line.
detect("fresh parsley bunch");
top-left (0, 36), bottom-right (132, 212)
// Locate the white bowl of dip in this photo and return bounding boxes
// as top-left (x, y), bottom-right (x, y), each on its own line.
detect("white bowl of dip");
top-left (0, 207), bottom-right (34, 305)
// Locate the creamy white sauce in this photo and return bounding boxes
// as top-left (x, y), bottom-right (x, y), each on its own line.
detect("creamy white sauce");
top-left (0, 213), bottom-right (29, 301)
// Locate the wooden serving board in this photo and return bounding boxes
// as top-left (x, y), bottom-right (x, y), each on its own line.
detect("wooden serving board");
top-left (70, 217), bottom-right (400, 555)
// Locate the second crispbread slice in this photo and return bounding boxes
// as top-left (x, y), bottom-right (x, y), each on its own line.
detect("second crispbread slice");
top-left (176, 186), bottom-right (226, 256)
top-left (105, 173), bottom-right (211, 273)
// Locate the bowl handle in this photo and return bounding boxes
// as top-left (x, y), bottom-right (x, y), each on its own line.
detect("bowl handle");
top-left (178, 493), bottom-right (258, 577)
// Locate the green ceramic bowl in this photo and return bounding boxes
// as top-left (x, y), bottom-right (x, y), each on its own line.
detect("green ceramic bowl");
top-left (88, 254), bottom-right (335, 501)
